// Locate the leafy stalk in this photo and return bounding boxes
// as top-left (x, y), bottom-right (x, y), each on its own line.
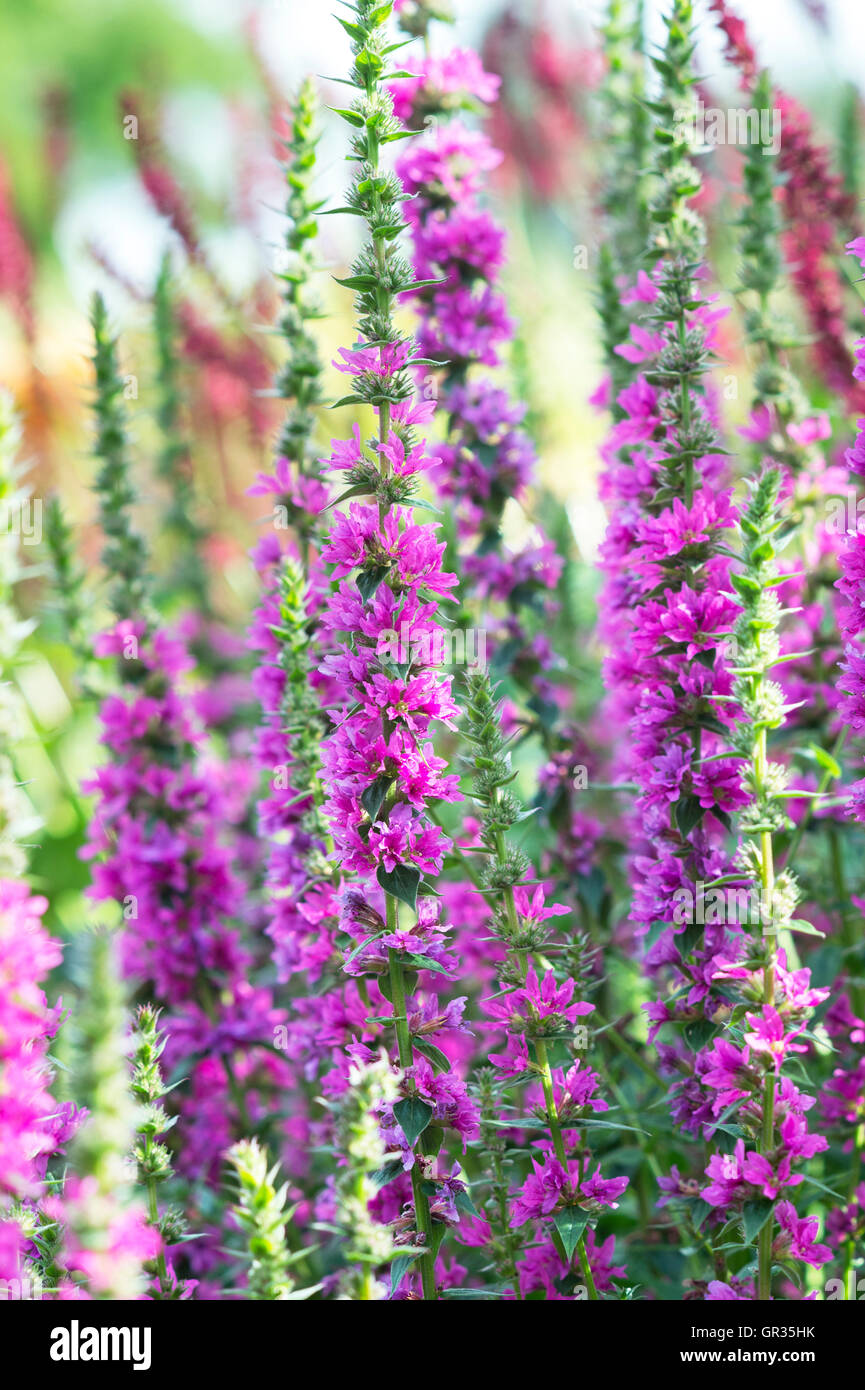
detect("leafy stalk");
top-left (90, 292), bottom-right (150, 623)
top-left (727, 469), bottom-right (801, 1299)
top-left (130, 1004), bottom-right (190, 1299)
top-left (330, 0), bottom-right (446, 1301)
top-left (226, 1139), bottom-right (317, 1300)
top-left (462, 671), bottom-right (599, 1299)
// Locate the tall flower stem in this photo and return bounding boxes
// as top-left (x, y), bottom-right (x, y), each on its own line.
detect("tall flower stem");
top-left (535, 1037), bottom-right (598, 1300)
top-left (461, 673), bottom-right (618, 1299)
top-left (727, 468), bottom-right (802, 1298)
top-left (317, 0), bottom-right (470, 1301)
top-left (756, 727), bottom-right (777, 1301)
top-left (387, 933), bottom-right (436, 1300)
top-left (756, 728), bottom-right (778, 1292)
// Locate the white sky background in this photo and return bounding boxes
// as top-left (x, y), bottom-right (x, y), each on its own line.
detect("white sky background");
top-left (58, 0), bottom-right (865, 313)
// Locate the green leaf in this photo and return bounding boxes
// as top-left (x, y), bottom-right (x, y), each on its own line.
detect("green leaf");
top-left (675, 793), bottom-right (704, 838)
top-left (579, 1118), bottom-right (649, 1135)
top-left (391, 1252), bottom-right (420, 1294)
top-left (333, 274), bottom-right (379, 290)
top-left (400, 278), bottom-right (447, 294)
top-left (730, 571), bottom-right (761, 598)
top-left (382, 128), bottom-right (426, 143)
top-left (683, 1018), bottom-right (718, 1052)
top-left (798, 1174), bottom-right (846, 1203)
top-left (323, 479), bottom-right (375, 507)
top-left (404, 952), bottom-right (450, 977)
top-left (334, 17), bottom-right (365, 43)
top-left (553, 1207), bottom-right (590, 1262)
top-left (455, 1188), bottom-right (481, 1218)
top-left (377, 861), bottom-right (420, 910)
top-left (357, 564), bottom-right (391, 604)
top-left (371, 1159), bottom-right (403, 1190)
top-left (360, 774), bottom-right (393, 822)
top-left (441, 1287), bottom-right (506, 1300)
top-left (786, 918), bottom-right (826, 938)
top-left (742, 1198), bottom-right (774, 1243)
top-left (692, 1198), bottom-right (713, 1232)
top-left (343, 931), bottom-right (384, 965)
top-left (419, 1124), bottom-right (444, 1158)
top-left (412, 1039), bottom-right (451, 1073)
top-left (393, 1096), bottom-right (433, 1148)
top-left (329, 107), bottom-right (365, 127)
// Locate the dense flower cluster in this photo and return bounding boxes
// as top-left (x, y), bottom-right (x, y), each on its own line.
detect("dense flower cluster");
top-left (393, 40), bottom-right (563, 711)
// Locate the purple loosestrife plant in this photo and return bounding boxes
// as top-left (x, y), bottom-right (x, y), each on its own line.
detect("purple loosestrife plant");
top-left (388, 17), bottom-right (613, 1087)
top-left (825, 233), bottom-right (865, 1297)
top-left (390, 20), bottom-right (564, 725)
top-left (596, 0), bottom-right (748, 1284)
top-left (730, 71), bottom-right (849, 903)
top-left (677, 73), bottom-right (848, 1302)
top-left (0, 880), bottom-right (66, 1296)
top-left (461, 672), bottom-right (628, 1300)
top-left (317, 0), bottom-right (472, 1301)
top-left (48, 933), bottom-right (159, 1300)
top-left (152, 253), bottom-right (211, 617)
top-left (81, 296), bottom-right (296, 1293)
top-left (327, 1051), bottom-right (400, 1299)
top-left (837, 240), bottom-right (865, 832)
top-left (245, 82), bottom-right (371, 1231)
top-left (0, 395), bottom-right (73, 1297)
top-left (81, 302), bottom-right (248, 1043)
top-left (601, 3), bottom-right (739, 1054)
top-left (594, 0), bottom-right (650, 409)
top-left (247, 77), bottom-right (336, 986)
top-left (618, 29), bottom-right (833, 1299)
top-left (702, 470), bottom-right (832, 1300)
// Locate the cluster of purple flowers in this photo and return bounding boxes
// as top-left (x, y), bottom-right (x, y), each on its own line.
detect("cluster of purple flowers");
top-left (0, 881), bottom-right (65, 1290)
top-left (394, 48), bottom-right (563, 697)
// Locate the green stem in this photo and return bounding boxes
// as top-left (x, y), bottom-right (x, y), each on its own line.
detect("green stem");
top-left (678, 314), bottom-right (694, 508)
top-left (490, 1150), bottom-right (523, 1299)
top-left (756, 725), bottom-right (777, 1301)
top-left (757, 1071), bottom-right (776, 1301)
top-left (142, 1135), bottom-right (171, 1296)
top-left (843, 1122), bottom-right (864, 1300)
top-left (535, 1038), bottom-right (598, 1301)
top-left (388, 927), bottom-right (437, 1301)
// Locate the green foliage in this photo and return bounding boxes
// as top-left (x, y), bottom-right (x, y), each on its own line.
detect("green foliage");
top-left (0, 0), bottom-right (250, 248)
top-left (90, 292), bottom-right (151, 624)
top-left (226, 1139), bottom-right (317, 1301)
